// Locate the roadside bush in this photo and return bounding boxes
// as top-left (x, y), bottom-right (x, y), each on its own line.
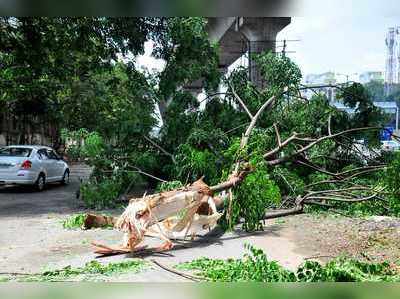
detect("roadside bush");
top-left (386, 152), bottom-right (400, 215)
top-left (177, 245), bottom-right (400, 282)
top-left (80, 178), bottom-right (122, 209)
top-left (60, 128), bottom-right (90, 161)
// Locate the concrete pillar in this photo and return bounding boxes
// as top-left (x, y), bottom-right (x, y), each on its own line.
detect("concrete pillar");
top-left (239, 17), bottom-right (291, 88)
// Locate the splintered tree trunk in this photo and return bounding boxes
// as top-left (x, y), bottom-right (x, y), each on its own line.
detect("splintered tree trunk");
top-left (116, 178), bottom-right (213, 230)
top-left (92, 179), bottom-right (218, 255)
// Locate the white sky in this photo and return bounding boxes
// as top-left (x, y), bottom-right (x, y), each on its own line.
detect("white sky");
top-left (136, 3), bottom-right (400, 82)
top-left (277, 16), bottom-right (400, 79)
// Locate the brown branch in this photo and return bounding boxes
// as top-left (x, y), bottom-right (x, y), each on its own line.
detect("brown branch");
top-left (233, 91), bottom-right (281, 173)
top-left (273, 123), bottom-right (282, 146)
top-left (262, 206), bottom-right (304, 220)
top-left (229, 82), bottom-right (254, 120)
top-left (143, 135), bottom-right (176, 164)
top-left (305, 193), bottom-right (378, 203)
top-left (263, 133), bottom-right (299, 159)
top-left (130, 166), bottom-right (168, 183)
top-left (212, 94), bottom-right (282, 191)
top-left (303, 186), bottom-right (371, 199)
top-left (150, 259), bottom-right (204, 282)
top-left (265, 127), bottom-right (382, 166)
top-left (337, 165), bottom-right (386, 177)
top-left (210, 167), bottom-right (252, 194)
top-left (295, 159), bottom-right (338, 178)
top-left (296, 160), bottom-right (386, 181)
top-left (328, 115), bottom-right (332, 136)
top-left (239, 94), bottom-right (277, 150)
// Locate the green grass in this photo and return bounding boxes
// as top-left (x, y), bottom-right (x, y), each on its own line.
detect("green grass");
top-left (62, 213), bottom-right (114, 230)
top-left (176, 244), bottom-right (400, 282)
top-left (16, 259), bottom-right (149, 282)
top-left (62, 213), bottom-right (86, 229)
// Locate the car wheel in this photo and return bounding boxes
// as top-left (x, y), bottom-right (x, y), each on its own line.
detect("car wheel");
top-left (35, 174), bottom-right (46, 192)
top-left (61, 170), bottom-right (70, 185)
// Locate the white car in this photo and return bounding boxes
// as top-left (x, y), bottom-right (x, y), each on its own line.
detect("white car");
top-left (381, 140), bottom-right (400, 152)
top-left (0, 145), bottom-right (70, 191)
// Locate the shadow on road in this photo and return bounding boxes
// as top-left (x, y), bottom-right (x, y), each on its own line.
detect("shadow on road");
top-left (0, 180), bottom-right (82, 217)
top-left (96, 224), bottom-right (285, 260)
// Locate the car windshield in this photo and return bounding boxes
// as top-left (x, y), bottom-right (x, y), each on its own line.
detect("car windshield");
top-left (0, 147), bottom-right (32, 157)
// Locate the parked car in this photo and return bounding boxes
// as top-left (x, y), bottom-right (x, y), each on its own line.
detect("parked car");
top-left (0, 145), bottom-right (69, 191)
top-left (381, 140), bottom-right (400, 152)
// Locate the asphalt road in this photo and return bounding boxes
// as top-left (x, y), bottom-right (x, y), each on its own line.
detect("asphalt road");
top-left (0, 169), bottom-right (309, 281)
top-left (0, 180), bottom-right (80, 218)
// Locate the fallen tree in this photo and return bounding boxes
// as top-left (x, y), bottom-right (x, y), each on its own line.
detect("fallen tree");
top-left (92, 84), bottom-right (389, 256)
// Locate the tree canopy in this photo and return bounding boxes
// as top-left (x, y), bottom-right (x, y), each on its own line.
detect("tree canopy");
top-left (1, 17), bottom-right (399, 228)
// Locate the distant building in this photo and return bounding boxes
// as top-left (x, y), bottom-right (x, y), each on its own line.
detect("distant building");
top-left (385, 26), bottom-right (400, 95)
top-left (303, 71), bottom-right (387, 102)
top-left (303, 72), bottom-right (337, 102)
top-left (0, 111), bottom-right (57, 147)
top-left (359, 71), bottom-right (384, 84)
top-left (304, 72), bottom-right (337, 85)
top-left (331, 101), bottom-right (399, 132)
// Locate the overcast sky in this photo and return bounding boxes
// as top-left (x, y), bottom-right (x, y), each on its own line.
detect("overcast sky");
top-left (136, 1), bottom-right (400, 82)
top-left (277, 16), bottom-right (399, 79)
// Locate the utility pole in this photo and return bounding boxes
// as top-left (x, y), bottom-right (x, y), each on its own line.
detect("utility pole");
top-left (337, 72), bottom-right (358, 83)
top-left (282, 39), bottom-right (287, 57)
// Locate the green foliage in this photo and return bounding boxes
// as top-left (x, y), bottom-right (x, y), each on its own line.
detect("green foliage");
top-left (20, 260), bottom-right (148, 282)
top-left (174, 144), bottom-right (220, 185)
top-left (61, 129), bottom-right (105, 162)
top-left (364, 80), bottom-right (385, 102)
top-left (177, 245), bottom-right (400, 282)
top-left (0, 17), bottom-right (157, 133)
top-left (337, 83), bottom-right (384, 145)
top-left (220, 130), bottom-right (281, 231)
top-left (230, 168), bottom-right (281, 231)
top-left (2, 17), bottom-right (393, 221)
top-left (177, 244), bottom-right (294, 282)
top-left (62, 213), bottom-right (113, 230)
top-left (58, 63), bottom-right (156, 143)
top-left (386, 153), bottom-right (400, 215)
top-left (155, 17), bottom-right (220, 98)
top-left (296, 258), bottom-right (398, 282)
top-left (80, 180), bottom-right (120, 210)
top-left (160, 91), bottom-right (200, 152)
top-left (62, 214), bottom-right (86, 229)
top-left (255, 51), bottom-right (302, 94)
top-left (156, 180), bottom-right (184, 192)
top-left (272, 167), bottom-right (306, 196)
top-left (60, 128), bottom-right (90, 160)
top-left (81, 132), bottom-right (105, 159)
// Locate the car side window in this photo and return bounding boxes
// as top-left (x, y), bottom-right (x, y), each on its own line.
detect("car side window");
top-left (38, 149), bottom-right (49, 160)
top-left (47, 149), bottom-right (58, 160)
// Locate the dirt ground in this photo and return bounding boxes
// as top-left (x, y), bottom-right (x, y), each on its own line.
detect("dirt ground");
top-left (0, 174), bottom-right (399, 281)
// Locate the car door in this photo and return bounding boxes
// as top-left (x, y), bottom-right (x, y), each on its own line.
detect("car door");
top-left (45, 149), bottom-right (61, 181)
top-left (48, 149), bottom-right (65, 179)
top-left (37, 149), bottom-right (55, 181)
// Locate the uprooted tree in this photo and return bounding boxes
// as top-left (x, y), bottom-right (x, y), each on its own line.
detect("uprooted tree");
top-left (91, 51), bottom-right (400, 255)
top-left (3, 17), bottom-right (396, 255)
